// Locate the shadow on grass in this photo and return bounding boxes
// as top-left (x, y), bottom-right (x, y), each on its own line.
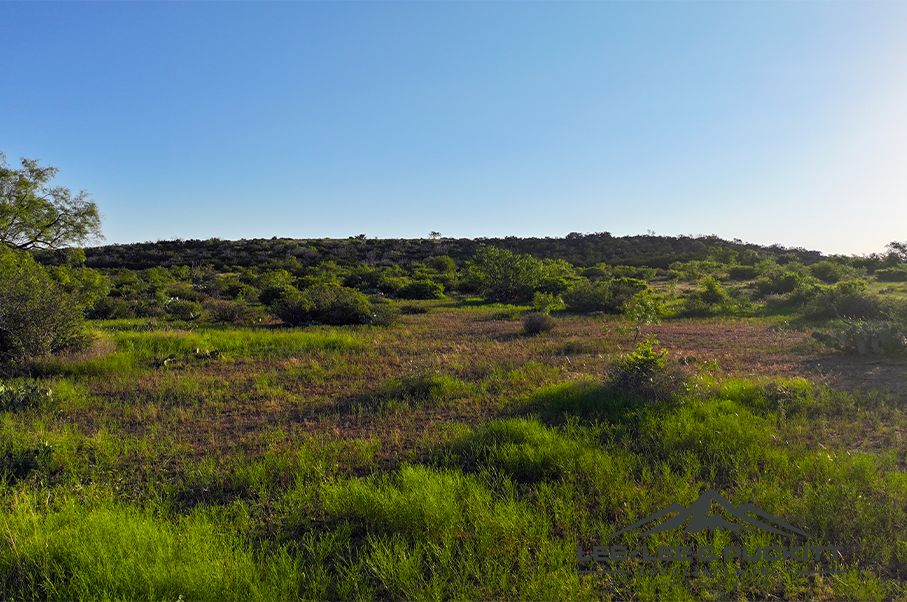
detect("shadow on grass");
top-left (512, 379), bottom-right (644, 427)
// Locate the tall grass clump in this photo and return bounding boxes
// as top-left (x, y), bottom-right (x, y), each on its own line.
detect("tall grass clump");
top-left (637, 398), bottom-right (782, 485)
top-left (522, 311), bottom-right (556, 334)
top-left (445, 418), bottom-right (613, 483)
top-left (320, 464), bottom-right (582, 600)
top-left (380, 371), bottom-right (468, 408)
top-left (0, 494), bottom-right (305, 601)
top-left (718, 377), bottom-right (816, 418)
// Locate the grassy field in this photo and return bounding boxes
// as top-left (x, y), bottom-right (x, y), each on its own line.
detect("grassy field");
top-left (3, 300), bottom-right (907, 600)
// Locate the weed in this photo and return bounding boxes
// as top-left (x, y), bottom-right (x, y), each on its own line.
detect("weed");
top-left (0, 380), bottom-right (52, 412)
top-left (522, 312), bottom-right (556, 334)
top-left (531, 292), bottom-right (565, 314)
top-left (380, 371), bottom-right (467, 407)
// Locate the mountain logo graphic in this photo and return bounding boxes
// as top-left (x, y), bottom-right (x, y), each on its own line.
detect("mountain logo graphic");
top-left (607, 490), bottom-right (812, 540)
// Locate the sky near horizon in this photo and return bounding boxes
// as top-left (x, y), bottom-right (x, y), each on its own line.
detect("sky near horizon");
top-left (2, 2), bottom-right (906, 256)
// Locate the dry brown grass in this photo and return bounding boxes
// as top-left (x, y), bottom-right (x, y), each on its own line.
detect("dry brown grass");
top-left (52, 310), bottom-right (907, 478)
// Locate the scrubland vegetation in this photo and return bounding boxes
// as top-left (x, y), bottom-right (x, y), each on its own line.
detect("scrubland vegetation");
top-left (4, 230), bottom-right (907, 600)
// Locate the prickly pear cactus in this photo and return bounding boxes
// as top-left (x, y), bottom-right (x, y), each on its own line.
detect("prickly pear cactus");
top-left (812, 321), bottom-right (907, 355)
top-left (0, 380), bottom-right (52, 411)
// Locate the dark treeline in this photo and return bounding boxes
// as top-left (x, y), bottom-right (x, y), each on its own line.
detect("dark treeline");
top-left (46, 232), bottom-right (860, 272)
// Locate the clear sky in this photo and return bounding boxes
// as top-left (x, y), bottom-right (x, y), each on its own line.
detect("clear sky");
top-left (2, 2), bottom-right (906, 256)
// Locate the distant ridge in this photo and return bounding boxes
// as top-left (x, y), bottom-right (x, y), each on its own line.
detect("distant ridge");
top-left (50, 233), bottom-right (835, 271)
top-left (607, 490), bottom-right (812, 540)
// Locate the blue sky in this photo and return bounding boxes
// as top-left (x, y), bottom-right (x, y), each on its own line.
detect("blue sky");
top-left (2, 2), bottom-right (906, 256)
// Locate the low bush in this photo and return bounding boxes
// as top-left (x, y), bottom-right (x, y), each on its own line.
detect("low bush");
top-left (875, 266), bottom-right (907, 282)
top-left (522, 312), bottom-right (556, 334)
top-left (399, 304), bottom-right (430, 315)
top-left (608, 336), bottom-right (689, 402)
top-left (727, 265), bottom-right (759, 280)
top-left (367, 303), bottom-right (401, 327)
top-left (531, 292), bottom-right (565, 314)
top-left (271, 285), bottom-right (372, 326)
top-left (621, 290), bottom-right (663, 342)
top-left (761, 293), bottom-right (794, 310)
top-left (609, 278), bottom-right (649, 309)
top-left (203, 299), bottom-right (260, 324)
top-left (0, 250), bottom-right (92, 371)
top-left (800, 281), bottom-right (883, 321)
top-left (611, 265), bottom-right (656, 280)
top-left (679, 277), bottom-right (741, 317)
top-left (753, 271), bottom-right (802, 296)
top-left (808, 260), bottom-right (861, 283)
top-left (165, 299), bottom-right (203, 321)
top-left (270, 293), bottom-right (316, 326)
top-left (258, 283), bottom-right (298, 306)
top-left (397, 279), bottom-right (444, 300)
top-left (90, 296), bottom-right (136, 319)
top-left (562, 279), bottom-right (612, 313)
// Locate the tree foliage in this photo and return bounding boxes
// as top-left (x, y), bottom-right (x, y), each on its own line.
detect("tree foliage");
top-left (0, 249), bottom-right (92, 371)
top-left (463, 246), bottom-right (545, 302)
top-left (0, 153), bottom-right (103, 251)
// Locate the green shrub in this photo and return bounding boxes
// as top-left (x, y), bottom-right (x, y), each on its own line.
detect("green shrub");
top-left (608, 336), bottom-right (688, 402)
top-left (531, 292), bottom-right (565, 314)
top-left (727, 265), bottom-right (759, 280)
top-left (562, 279), bottom-right (612, 312)
top-left (611, 265), bottom-right (656, 280)
top-left (203, 299), bottom-right (259, 324)
top-left (680, 276), bottom-right (734, 316)
top-left (368, 303), bottom-right (401, 327)
top-left (610, 278), bottom-right (649, 308)
top-left (425, 255), bottom-right (456, 273)
top-left (753, 271), bottom-right (803, 296)
top-left (397, 279), bottom-right (444, 300)
top-left (801, 281), bottom-right (883, 321)
top-left (875, 266), bottom-right (907, 282)
top-left (270, 292), bottom-right (316, 326)
top-left (165, 282), bottom-right (207, 303)
top-left (165, 299), bottom-right (203, 321)
top-left (90, 296), bottom-right (136, 319)
top-left (621, 290), bottom-right (663, 341)
top-left (580, 266), bottom-right (611, 281)
top-left (563, 278), bottom-right (648, 313)
top-left (399, 304), bottom-right (430, 315)
top-left (272, 285), bottom-right (371, 326)
top-left (761, 293), bottom-right (794, 310)
top-left (522, 312), bottom-right (556, 334)
top-left (258, 283), bottom-right (298, 306)
top-left (0, 249), bottom-right (91, 371)
top-left (306, 285), bottom-right (372, 325)
top-left (809, 260), bottom-right (860, 283)
top-left (463, 246), bottom-right (545, 302)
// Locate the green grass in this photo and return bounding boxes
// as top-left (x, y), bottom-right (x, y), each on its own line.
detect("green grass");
top-left (3, 312), bottom-right (907, 600)
top-left (0, 489), bottom-right (306, 602)
top-left (35, 326), bottom-right (367, 377)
